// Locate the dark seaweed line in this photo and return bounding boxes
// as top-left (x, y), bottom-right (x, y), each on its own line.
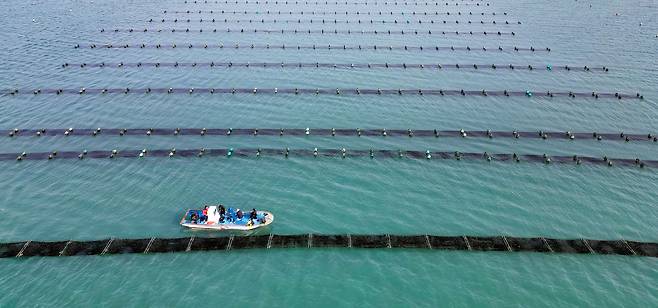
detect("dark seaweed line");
top-left (148, 19), bottom-right (518, 24)
top-left (182, 3), bottom-right (489, 6)
top-left (77, 43), bottom-right (551, 52)
top-left (187, 0), bottom-right (488, 2)
top-left (102, 28), bottom-right (516, 35)
top-left (183, 2), bottom-right (489, 5)
top-left (5, 148), bottom-right (656, 168)
top-left (163, 11), bottom-right (506, 15)
top-left (2, 235), bottom-right (656, 259)
top-left (61, 62), bottom-right (604, 72)
top-left (4, 128), bottom-right (656, 143)
top-left (2, 88), bottom-right (643, 99)
top-left (183, 1), bottom-right (490, 5)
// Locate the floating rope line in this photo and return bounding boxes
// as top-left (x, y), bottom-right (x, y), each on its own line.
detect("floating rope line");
top-left (180, 2), bottom-right (491, 6)
top-left (176, 3), bottom-right (491, 8)
top-left (5, 128), bottom-right (655, 143)
top-left (188, 0), bottom-right (488, 2)
top-left (61, 62), bottom-right (604, 72)
top-left (147, 18), bottom-right (521, 25)
top-left (102, 28), bottom-right (516, 36)
top-left (183, 1), bottom-right (490, 6)
top-left (3, 88), bottom-right (642, 99)
top-left (4, 148), bottom-right (655, 168)
top-left (76, 43), bottom-right (550, 52)
top-left (1, 235), bottom-right (656, 259)
top-left (162, 10), bottom-right (507, 16)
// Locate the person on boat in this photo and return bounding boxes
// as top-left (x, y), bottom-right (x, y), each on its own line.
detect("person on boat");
top-left (250, 208), bottom-right (258, 220)
top-left (190, 212), bottom-right (199, 224)
top-left (227, 207), bottom-right (236, 222)
top-left (236, 209), bottom-right (244, 219)
top-left (218, 204), bottom-right (226, 223)
top-left (200, 206), bottom-right (209, 223)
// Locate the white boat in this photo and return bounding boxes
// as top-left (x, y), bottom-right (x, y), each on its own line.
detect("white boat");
top-left (180, 205), bottom-right (274, 231)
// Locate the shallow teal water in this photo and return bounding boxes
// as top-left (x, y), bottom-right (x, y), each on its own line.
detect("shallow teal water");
top-left (1, 0), bottom-right (657, 306)
top-left (2, 251), bottom-right (657, 307)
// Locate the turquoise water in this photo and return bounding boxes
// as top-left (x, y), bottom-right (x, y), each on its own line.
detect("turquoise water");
top-left (1, 0), bottom-right (657, 306)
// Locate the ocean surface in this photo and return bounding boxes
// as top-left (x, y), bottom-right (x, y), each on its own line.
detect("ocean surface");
top-left (0, 0), bottom-right (657, 306)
